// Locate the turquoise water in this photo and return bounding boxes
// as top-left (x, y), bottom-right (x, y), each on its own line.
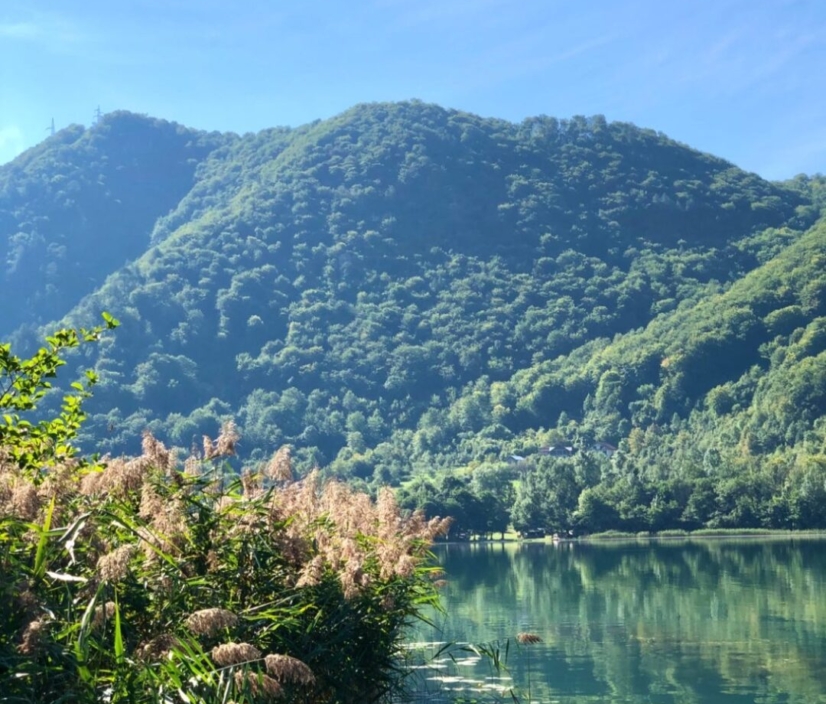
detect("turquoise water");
top-left (406, 538), bottom-right (826, 703)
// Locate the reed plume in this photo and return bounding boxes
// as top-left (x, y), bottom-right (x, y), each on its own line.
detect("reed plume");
top-left (211, 642), bottom-right (262, 667)
top-left (233, 671), bottom-right (283, 699)
top-left (264, 653), bottom-right (316, 686)
top-left (186, 608), bottom-right (239, 637)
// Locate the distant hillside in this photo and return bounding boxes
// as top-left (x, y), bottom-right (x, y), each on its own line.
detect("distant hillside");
top-left (2, 101), bottom-right (824, 531)
top-left (500, 217), bottom-right (826, 533)
top-left (0, 113), bottom-right (229, 335)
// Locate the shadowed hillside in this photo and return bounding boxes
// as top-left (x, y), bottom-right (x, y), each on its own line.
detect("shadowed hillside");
top-left (0, 112), bottom-right (229, 335)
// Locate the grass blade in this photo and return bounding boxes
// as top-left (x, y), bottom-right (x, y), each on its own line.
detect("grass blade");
top-left (113, 594), bottom-right (125, 663)
top-left (33, 495), bottom-right (56, 579)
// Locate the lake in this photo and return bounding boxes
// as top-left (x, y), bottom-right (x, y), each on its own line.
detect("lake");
top-left (405, 538), bottom-right (826, 704)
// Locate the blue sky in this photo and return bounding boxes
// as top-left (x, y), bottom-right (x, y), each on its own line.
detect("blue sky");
top-left (1, 0), bottom-right (824, 180)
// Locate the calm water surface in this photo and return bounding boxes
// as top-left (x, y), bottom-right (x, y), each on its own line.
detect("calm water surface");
top-left (407, 538), bottom-right (826, 704)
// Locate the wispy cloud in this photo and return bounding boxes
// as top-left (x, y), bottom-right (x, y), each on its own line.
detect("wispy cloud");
top-left (0, 10), bottom-right (90, 49)
top-left (0, 21), bottom-right (40, 39)
top-left (754, 126), bottom-right (826, 180)
top-left (661, 4), bottom-right (826, 99)
top-left (374, 0), bottom-right (509, 31)
top-left (472, 32), bottom-right (616, 87)
top-left (0, 125), bottom-right (26, 166)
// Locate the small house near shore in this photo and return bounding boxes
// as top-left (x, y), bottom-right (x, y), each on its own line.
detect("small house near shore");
top-left (591, 441), bottom-right (618, 457)
top-left (539, 444), bottom-right (575, 458)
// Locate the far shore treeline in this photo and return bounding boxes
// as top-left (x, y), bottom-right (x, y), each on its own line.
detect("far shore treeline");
top-left (1, 101), bottom-right (825, 537)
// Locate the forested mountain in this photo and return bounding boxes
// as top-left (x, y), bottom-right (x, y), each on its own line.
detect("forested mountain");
top-left (2, 101), bottom-right (825, 532)
top-left (0, 113), bottom-right (230, 335)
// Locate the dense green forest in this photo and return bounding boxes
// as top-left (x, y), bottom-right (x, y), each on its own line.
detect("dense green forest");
top-left (2, 101), bottom-right (825, 533)
top-left (0, 114), bottom-right (229, 334)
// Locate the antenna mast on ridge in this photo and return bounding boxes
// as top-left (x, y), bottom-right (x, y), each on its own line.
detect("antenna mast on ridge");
top-left (94, 106), bottom-right (102, 125)
top-left (47, 118), bottom-right (55, 136)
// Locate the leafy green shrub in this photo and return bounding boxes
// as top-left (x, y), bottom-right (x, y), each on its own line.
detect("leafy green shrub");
top-left (0, 321), bottom-right (449, 703)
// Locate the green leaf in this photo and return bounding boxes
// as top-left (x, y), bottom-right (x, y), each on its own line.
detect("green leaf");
top-left (102, 311), bottom-right (120, 328)
top-left (113, 594), bottom-right (125, 663)
top-left (75, 583), bottom-right (103, 681)
top-left (33, 495), bottom-right (56, 579)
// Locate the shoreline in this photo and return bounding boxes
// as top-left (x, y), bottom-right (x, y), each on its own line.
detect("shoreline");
top-left (437, 528), bottom-right (826, 546)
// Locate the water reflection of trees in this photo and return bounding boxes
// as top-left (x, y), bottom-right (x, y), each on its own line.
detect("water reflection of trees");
top-left (421, 539), bottom-right (826, 703)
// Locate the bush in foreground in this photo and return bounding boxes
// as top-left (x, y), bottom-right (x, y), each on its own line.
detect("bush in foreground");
top-left (0, 321), bottom-right (449, 703)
